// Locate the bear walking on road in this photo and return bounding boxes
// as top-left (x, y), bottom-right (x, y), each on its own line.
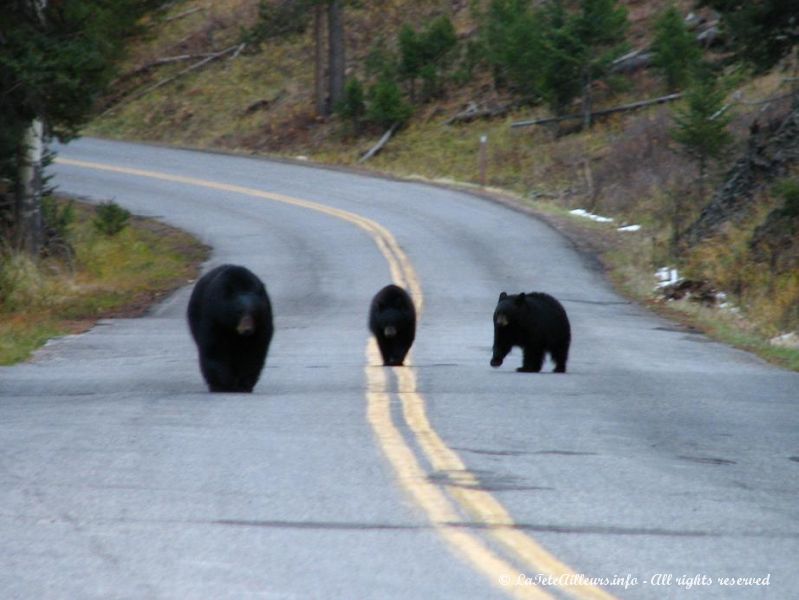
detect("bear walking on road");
top-left (187, 264), bottom-right (274, 392)
top-left (369, 284), bottom-right (416, 366)
top-left (490, 291), bottom-right (570, 373)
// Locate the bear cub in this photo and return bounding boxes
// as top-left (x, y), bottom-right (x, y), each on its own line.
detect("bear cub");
top-left (187, 264), bottom-right (274, 392)
top-left (490, 291), bottom-right (570, 373)
top-left (369, 284), bottom-right (416, 366)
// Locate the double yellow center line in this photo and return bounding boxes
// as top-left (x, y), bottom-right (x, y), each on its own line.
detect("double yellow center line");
top-left (56, 156), bottom-right (614, 600)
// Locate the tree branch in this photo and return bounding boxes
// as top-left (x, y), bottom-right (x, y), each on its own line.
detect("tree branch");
top-left (510, 93), bottom-right (683, 128)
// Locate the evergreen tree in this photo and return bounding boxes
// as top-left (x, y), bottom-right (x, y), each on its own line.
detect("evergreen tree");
top-left (420, 16), bottom-right (458, 65)
top-left (367, 76), bottom-right (413, 129)
top-left (481, 0), bottom-right (546, 97)
top-left (482, 0), bottom-right (628, 122)
top-left (539, 0), bottom-right (582, 116)
top-left (398, 24), bottom-right (423, 101)
top-left (651, 5), bottom-right (702, 91)
top-left (335, 77), bottom-right (366, 133)
top-left (671, 69), bottom-right (733, 204)
top-left (567, 0), bottom-right (629, 129)
top-left (398, 16), bottom-right (457, 102)
top-left (0, 0), bottom-right (153, 254)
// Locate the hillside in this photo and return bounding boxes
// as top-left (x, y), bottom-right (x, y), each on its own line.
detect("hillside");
top-left (86, 0), bottom-right (799, 368)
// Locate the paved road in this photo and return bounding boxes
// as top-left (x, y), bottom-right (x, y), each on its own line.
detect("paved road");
top-left (1, 138), bottom-right (797, 599)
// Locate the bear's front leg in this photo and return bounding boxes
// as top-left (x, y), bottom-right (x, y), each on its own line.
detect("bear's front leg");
top-left (201, 356), bottom-right (236, 392)
top-left (517, 345), bottom-right (544, 373)
top-left (490, 341), bottom-right (512, 367)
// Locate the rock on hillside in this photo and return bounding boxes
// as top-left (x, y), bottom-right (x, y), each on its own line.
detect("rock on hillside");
top-left (685, 93), bottom-right (799, 245)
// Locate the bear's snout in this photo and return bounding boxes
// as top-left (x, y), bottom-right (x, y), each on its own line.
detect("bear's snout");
top-left (490, 357), bottom-right (503, 367)
top-left (236, 314), bottom-right (255, 336)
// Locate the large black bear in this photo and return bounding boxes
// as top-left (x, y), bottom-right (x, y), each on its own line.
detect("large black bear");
top-left (490, 291), bottom-right (570, 373)
top-left (369, 284), bottom-right (416, 366)
top-left (187, 264), bottom-right (274, 392)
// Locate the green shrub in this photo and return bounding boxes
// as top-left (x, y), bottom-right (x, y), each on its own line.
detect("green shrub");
top-left (93, 201), bottom-right (130, 236)
top-left (335, 77), bottom-right (367, 132)
top-left (41, 195), bottom-right (75, 259)
top-left (367, 77), bottom-right (413, 129)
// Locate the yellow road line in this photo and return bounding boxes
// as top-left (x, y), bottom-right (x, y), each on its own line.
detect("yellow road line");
top-left (56, 155), bottom-right (613, 600)
top-left (366, 342), bottom-right (550, 600)
top-left (56, 158), bottom-right (410, 290)
top-left (395, 367), bottom-right (616, 600)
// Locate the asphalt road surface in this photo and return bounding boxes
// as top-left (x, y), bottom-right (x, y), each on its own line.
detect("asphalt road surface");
top-left (1, 138), bottom-right (797, 600)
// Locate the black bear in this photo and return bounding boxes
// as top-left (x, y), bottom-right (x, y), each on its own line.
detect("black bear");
top-left (187, 264), bottom-right (274, 392)
top-left (369, 284), bottom-right (416, 366)
top-left (490, 291), bottom-right (570, 373)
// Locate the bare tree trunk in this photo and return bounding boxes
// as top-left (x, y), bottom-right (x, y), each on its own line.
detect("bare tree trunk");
top-left (581, 69), bottom-right (592, 131)
top-left (698, 156), bottom-right (707, 206)
top-left (16, 119), bottom-right (44, 255)
top-left (16, 0), bottom-right (48, 256)
top-left (327, 0), bottom-right (345, 110)
top-left (314, 4), bottom-right (327, 116)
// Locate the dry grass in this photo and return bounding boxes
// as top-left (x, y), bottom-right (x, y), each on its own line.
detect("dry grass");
top-left (0, 201), bottom-right (208, 364)
top-left (85, 0), bottom-right (799, 369)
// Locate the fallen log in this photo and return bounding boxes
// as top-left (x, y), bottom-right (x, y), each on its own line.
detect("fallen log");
top-left (443, 102), bottom-right (512, 125)
top-left (101, 44), bottom-right (245, 116)
top-left (120, 51), bottom-right (231, 83)
top-left (359, 124), bottom-right (399, 163)
top-left (610, 49), bottom-right (652, 74)
top-left (443, 99), bottom-right (531, 125)
top-left (165, 6), bottom-right (203, 23)
top-left (510, 93), bottom-right (683, 128)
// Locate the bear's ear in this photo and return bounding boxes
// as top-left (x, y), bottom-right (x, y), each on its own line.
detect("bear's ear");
top-left (514, 293), bottom-right (526, 305)
top-left (499, 291), bottom-right (507, 300)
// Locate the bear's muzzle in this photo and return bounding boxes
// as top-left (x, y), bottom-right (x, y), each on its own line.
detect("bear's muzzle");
top-left (236, 314), bottom-right (255, 336)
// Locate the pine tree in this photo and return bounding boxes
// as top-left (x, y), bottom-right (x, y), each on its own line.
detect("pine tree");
top-left (398, 16), bottom-right (457, 102)
top-left (651, 5), bottom-right (702, 91)
top-left (367, 76), bottom-right (412, 129)
top-left (568, 0), bottom-right (629, 129)
top-left (335, 77), bottom-right (366, 133)
top-left (671, 70), bottom-right (733, 204)
top-left (398, 24), bottom-right (423, 101)
top-left (481, 0), bottom-right (547, 97)
top-left (539, 1), bottom-right (582, 116)
top-left (0, 0), bottom-right (150, 255)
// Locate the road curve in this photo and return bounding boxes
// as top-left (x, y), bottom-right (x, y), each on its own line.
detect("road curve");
top-left (1, 138), bottom-right (797, 599)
